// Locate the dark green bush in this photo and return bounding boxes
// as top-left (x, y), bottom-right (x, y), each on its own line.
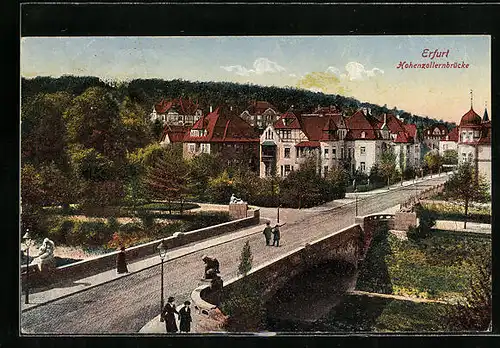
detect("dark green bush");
top-left (66, 221), bottom-right (112, 246)
top-left (47, 219), bottom-right (75, 245)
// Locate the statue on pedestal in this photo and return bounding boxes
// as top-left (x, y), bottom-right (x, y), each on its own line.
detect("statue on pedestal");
top-left (34, 238), bottom-right (56, 272)
top-left (229, 193), bottom-right (245, 204)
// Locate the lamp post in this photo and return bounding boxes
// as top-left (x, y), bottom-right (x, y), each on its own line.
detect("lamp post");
top-left (23, 229), bottom-right (32, 304)
top-left (157, 239), bottom-right (167, 319)
top-left (355, 193), bottom-right (358, 217)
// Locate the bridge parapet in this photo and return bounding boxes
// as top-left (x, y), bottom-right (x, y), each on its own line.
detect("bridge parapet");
top-left (192, 224), bottom-right (364, 316)
top-left (21, 208), bottom-right (261, 289)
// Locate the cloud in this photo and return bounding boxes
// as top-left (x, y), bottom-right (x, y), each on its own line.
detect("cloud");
top-left (221, 57), bottom-right (286, 76)
top-left (326, 62), bottom-right (384, 81)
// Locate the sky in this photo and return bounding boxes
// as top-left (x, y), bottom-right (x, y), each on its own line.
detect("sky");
top-left (21, 36), bottom-right (490, 123)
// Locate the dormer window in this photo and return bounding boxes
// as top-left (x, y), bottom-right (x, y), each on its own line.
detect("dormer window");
top-left (361, 131), bottom-right (366, 139)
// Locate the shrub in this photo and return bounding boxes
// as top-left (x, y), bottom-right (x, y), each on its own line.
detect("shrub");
top-left (47, 218), bottom-right (75, 245)
top-left (66, 220), bottom-right (112, 246)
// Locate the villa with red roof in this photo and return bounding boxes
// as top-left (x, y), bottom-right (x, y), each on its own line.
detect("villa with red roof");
top-left (150, 97), bottom-right (203, 126)
top-left (439, 126), bottom-right (459, 155)
top-left (259, 106), bottom-right (421, 178)
top-left (239, 101), bottom-right (280, 132)
top-left (183, 106), bottom-right (260, 172)
top-left (457, 105), bottom-right (491, 183)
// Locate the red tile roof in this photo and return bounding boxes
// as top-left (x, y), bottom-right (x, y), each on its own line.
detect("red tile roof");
top-left (460, 108), bottom-right (482, 126)
top-left (247, 101), bottom-right (278, 115)
top-left (160, 125), bottom-right (190, 143)
top-left (274, 112), bottom-right (302, 129)
top-left (295, 141), bottom-right (321, 148)
top-left (183, 107), bottom-right (260, 143)
top-left (442, 127), bottom-right (458, 142)
top-left (154, 97), bottom-right (199, 115)
top-left (344, 110), bottom-right (379, 140)
top-left (155, 99), bottom-right (173, 114)
top-left (394, 132), bottom-right (410, 143)
top-left (404, 124), bottom-right (417, 139)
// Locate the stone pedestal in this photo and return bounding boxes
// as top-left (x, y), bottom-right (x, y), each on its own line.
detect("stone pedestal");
top-left (394, 212), bottom-right (417, 231)
top-left (229, 203), bottom-right (248, 220)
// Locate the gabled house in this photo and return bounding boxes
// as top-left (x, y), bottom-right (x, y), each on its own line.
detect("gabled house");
top-left (457, 106), bottom-right (491, 183)
top-left (439, 126), bottom-right (459, 155)
top-left (183, 106), bottom-right (260, 172)
top-left (239, 101), bottom-right (280, 132)
top-left (150, 97), bottom-right (203, 126)
top-left (159, 125), bottom-right (191, 146)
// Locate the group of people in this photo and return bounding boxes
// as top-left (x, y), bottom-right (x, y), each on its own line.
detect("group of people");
top-left (161, 296), bottom-right (192, 333)
top-left (263, 221), bottom-right (286, 247)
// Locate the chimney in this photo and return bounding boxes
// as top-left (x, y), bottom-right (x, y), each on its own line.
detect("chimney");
top-left (362, 107), bottom-right (367, 116)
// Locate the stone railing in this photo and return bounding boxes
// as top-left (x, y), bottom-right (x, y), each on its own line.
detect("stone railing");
top-left (355, 213), bottom-right (395, 257)
top-left (400, 183), bottom-right (445, 212)
top-left (21, 208), bottom-right (260, 288)
top-left (191, 224), bottom-right (364, 317)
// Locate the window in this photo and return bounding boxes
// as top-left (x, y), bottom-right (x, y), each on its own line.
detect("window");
top-left (324, 166), bottom-right (329, 176)
top-left (281, 165), bottom-right (284, 177)
top-left (462, 131), bottom-right (467, 142)
top-left (284, 165), bottom-right (291, 176)
top-left (468, 153), bottom-right (474, 162)
top-left (360, 146), bottom-right (366, 155)
top-left (189, 144), bottom-right (195, 153)
top-left (462, 153), bottom-right (467, 162)
top-left (332, 148), bottom-right (337, 159)
top-left (360, 162), bottom-right (366, 172)
top-left (324, 148), bottom-right (329, 158)
top-left (284, 147), bottom-right (291, 158)
top-left (341, 147), bottom-right (344, 159)
top-left (195, 143), bottom-right (200, 152)
top-left (468, 131), bottom-right (473, 141)
top-left (361, 131), bottom-right (366, 139)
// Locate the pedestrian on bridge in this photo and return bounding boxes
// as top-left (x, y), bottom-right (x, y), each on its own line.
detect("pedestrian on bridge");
top-left (161, 296), bottom-right (179, 333)
top-left (263, 221), bottom-right (273, 246)
top-left (116, 246), bottom-right (128, 274)
top-left (179, 300), bottom-right (192, 333)
top-left (272, 223), bottom-right (286, 247)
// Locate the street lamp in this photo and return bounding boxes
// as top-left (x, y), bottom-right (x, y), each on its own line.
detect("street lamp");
top-left (23, 229), bottom-right (33, 304)
top-left (157, 239), bottom-right (167, 319)
top-left (355, 193), bottom-right (358, 217)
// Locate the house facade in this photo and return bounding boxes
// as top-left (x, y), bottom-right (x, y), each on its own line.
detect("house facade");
top-left (259, 107), bottom-right (420, 178)
top-left (239, 101), bottom-right (280, 132)
top-left (439, 127), bottom-right (459, 155)
top-left (183, 106), bottom-right (260, 172)
top-left (150, 97), bottom-right (203, 126)
top-left (457, 107), bottom-right (491, 183)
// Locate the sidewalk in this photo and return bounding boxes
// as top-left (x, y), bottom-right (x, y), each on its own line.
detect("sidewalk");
top-left (434, 220), bottom-right (491, 234)
top-left (345, 172), bottom-right (450, 198)
top-left (21, 222), bottom-right (269, 312)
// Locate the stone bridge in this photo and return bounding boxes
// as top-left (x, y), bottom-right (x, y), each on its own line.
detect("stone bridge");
top-left (192, 213), bottom-right (398, 318)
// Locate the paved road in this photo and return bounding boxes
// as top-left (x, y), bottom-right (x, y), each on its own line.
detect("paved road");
top-left (21, 176), bottom-right (447, 334)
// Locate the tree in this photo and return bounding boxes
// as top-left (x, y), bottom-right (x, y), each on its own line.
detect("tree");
top-left (21, 164), bottom-right (47, 236)
top-left (39, 162), bottom-right (76, 210)
top-left (64, 86), bottom-right (126, 160)
top-left (281, 154), bottom-right (322, 208)
top-left (444, 249), bottom-right (491, 330)
top-left (188, 153), bottom-right (224, 200)
top-left (238, 240), bottom-right (253, 276)
top-left (21, 92), bottom-right (72, 167)
top-left (379, 149), bottom-right (397, 187)
top-left (118, 96), bottom-right (154, 151)
top-left (424, 150), bottom-right (443, 175)
top-left (144, 147), bottom-right (190, 213)
top-left (222, 240), bottom-right (265, 331)
top-left (445, 161), bottom-right (489, 229)
top-left (443, 149), bottom-right (458, 165)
